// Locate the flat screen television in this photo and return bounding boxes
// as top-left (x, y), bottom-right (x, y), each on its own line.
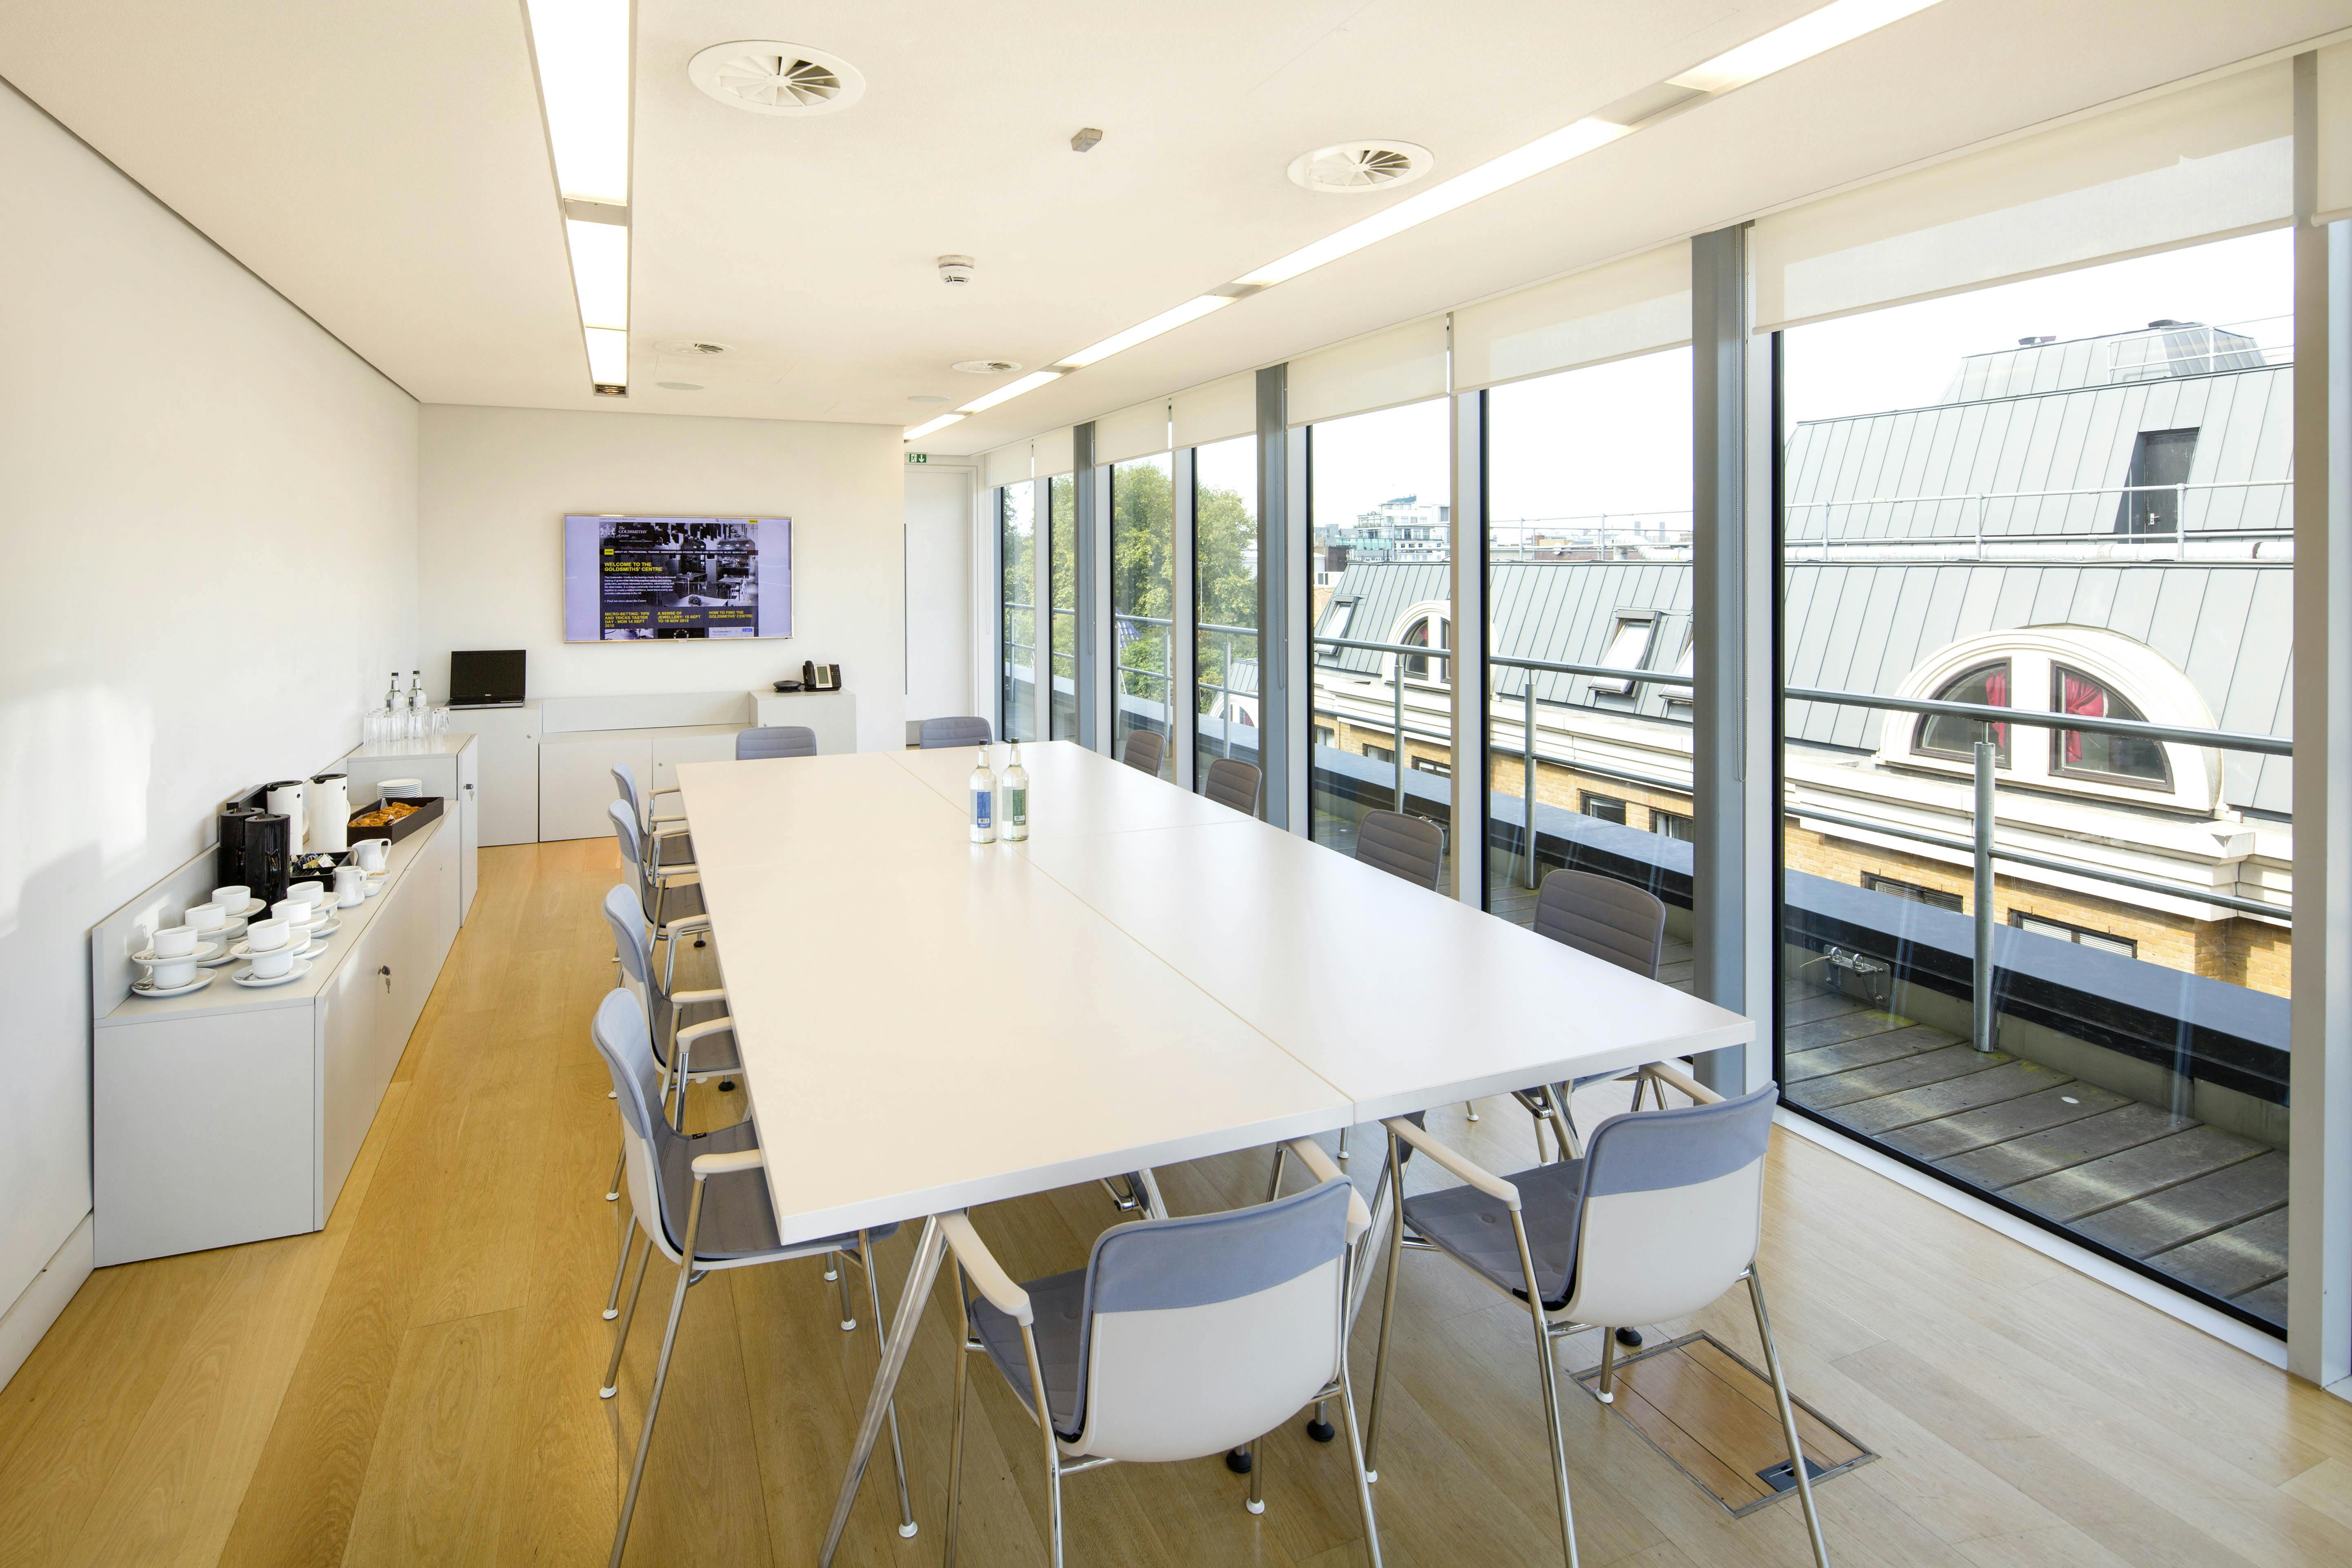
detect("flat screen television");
top-left (563, 514), bottom-right (792, 641)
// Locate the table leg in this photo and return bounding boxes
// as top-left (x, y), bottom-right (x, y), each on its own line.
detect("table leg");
top-left (820, 1216), bottom-right (947, 1568)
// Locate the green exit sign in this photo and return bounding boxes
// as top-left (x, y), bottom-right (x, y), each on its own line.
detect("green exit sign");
top-left (905, 452), bottom-right (928, 464)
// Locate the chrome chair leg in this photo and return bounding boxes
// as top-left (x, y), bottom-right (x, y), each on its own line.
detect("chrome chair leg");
top-left (1335, 1242), bottom-right (1386, 1567)
top-left (823, 1250), bottom-right (839, 1283)
top-left (858, 1231), bottom-right (918, 1538)
top-left (1246, 1428), bottom-right (1267, 1514)
top-left (601, 1229), bottom-right (651, 1398)
top-left (1363, 1129), bottom-right (1407, 1480)
top-left (1510, 1212), bottom-right (1579, 1568)
top-left (1338, 1126), bottom-right (1350, 1163)
top-left (603, 1207), bottom-right (636, 1320)
top-left (1464, 1098), bottom-right (1479, 1122)
top-left (1748, 1265), bottom-right (1830, 1568)
top-left (1596, 1325), bottom-right (1618, 1404)
top-left (1265, 1145), bottom-right (1290, 1203)
top-left (835, 1252), bottom-right (858, 1332)
top-left (606, 1139), bottom-right (625, 1202)
top-left (609, 1176), bottom-right (706, 1568)
top-left (1020, 1322), bottom-right (1065, 1568)
top-left (945, 1268), bottom-right (972, 1568)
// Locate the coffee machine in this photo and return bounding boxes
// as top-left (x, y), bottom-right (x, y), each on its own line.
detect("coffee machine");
top-left (219, 807), bottom-right (292, 905)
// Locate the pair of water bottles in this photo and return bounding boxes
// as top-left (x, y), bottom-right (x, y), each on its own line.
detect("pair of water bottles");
top-left (968, 743), bottom-right (1029, 844)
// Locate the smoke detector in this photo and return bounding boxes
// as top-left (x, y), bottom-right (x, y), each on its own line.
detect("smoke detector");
top-left (953, 359), bottom-right (1020, 374)
top-left (688, 42), bottom-right (865, 116)
top-left (1287, 140), bottom-right (1434, 194)
top-left (657, 339), bottom-right (730, 356)
top-left (937, 254), bottom-right (977, 285)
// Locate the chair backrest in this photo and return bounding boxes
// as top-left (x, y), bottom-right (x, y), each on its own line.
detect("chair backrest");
top-left (1532, 868), bottom-right (1666, 979)
top-left (611, 761), bottom-right (643, 823)
top-left (607, 798), bottom-right (657, 922)
top-left (1354, 811), bottom-right (1443, 891)
top-left (1065, 1178), bottom-right (1356, 1463)
top-left (1120, 730), bottom-right (1166, 777)
top-left (736, 724), bottom-right (818, 761)
top-left (1562, 1084), bottom-right (1778, 1327)
top-left (602, 882), bottom-right (655, 1010)
top-left (920, 716), bottom-right (993, 749)
top-left (1202, 757), bottom-right (1261, 815)
top-left (589, 987), bottom-right (688, 1261)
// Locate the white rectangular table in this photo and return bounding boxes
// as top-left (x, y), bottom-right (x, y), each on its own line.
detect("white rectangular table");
top-left (675, 741), bottom-right (1752, 1561)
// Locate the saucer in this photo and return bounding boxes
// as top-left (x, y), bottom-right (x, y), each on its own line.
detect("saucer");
top-left (229, 937), bottom-right (319, 960)
top-left (132, 970), bottom-right (215, 999)
top-left (310, 915), bottom-right (342, 938)
top-left (196, 943), bottom-right (240, 969)
top-left (132, 940), bottom-right (225, 966)
top-left (232, 957), bottom-right (312, 989)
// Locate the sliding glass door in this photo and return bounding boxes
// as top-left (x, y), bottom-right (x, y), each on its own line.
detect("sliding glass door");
top-left (1111, 454), bottom-right (1176, 776)
top-left (1193, 435), bottom-right (1259, 800)
top-left (998, 480), bottom-right (1036, 742)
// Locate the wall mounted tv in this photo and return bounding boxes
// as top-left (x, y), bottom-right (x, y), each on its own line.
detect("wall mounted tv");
top-left (563, 514), bottom-right (792, 641)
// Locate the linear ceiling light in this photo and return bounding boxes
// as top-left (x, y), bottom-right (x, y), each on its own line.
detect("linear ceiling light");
top-left (904, 412), bottom-right (967, 441)
top-left (1668, 0), bottom-right (1943, 94)
top-left (958, 370), bottom-right (1065, 414)
top-left (1060, 296), bottom-right (1236, 367)
top-left (526, 0), bottom-right (632, 392)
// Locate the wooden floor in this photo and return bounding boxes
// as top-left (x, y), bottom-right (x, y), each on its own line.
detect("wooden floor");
top-left (1780, 989), bottom-right (2290, 1330)
top-left (6, 839), bottom-right (2352, 1567)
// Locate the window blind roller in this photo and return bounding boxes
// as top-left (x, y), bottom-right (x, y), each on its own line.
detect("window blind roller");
top-left (1034, 426), bottom-right (1076, 477)
top-left (982, 443), bottom-right (1032, 492)
top-left (1452, 242), bottom-right (1691, 391)
top-left (1287, 315), bottom-right (1449, 426)
top-left (1171, 371), bottom-right (1259, 448)
top-left (2321, 43), bottom-right (2352, 225)
top-left (1753, 61), bottom-right (2292, 331)
top-left (1094, 400), bottom-right (1171, 465)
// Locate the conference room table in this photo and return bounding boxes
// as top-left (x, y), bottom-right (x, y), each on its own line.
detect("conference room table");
top-left (673, 739), bottom-right (1753, 1562)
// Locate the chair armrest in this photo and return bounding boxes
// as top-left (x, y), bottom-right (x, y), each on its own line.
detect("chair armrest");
top-left (653, 862), bottom-right (700, 882)
top-left (692, 1147), bottom-right (764, 1178)
top-left (1383, 1118), bottom-right (1519, 1210)
top-left (665, 914), bottom-right (713, 935)
top-left (676, 1016), bottom-right (735, 1047)
top-left (1285, 1139), bottom-right (1373, 1244)
top-left (940, 1212), bottom-right (1032, 1326)
top-left (652, 824), bottom-right (690, 842)
top-left (671, 987), bottom-right (727, 1008)
top-left (1643, 1060), bottom-right (1722, 1106)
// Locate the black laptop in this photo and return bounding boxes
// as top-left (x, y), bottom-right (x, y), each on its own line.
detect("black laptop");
top-left (448, 649), bottom-right (526, 707)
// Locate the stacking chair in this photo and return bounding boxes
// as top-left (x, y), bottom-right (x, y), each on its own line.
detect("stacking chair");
top-left (607, 798), bottom-right (705, 958)
top-left (920, 715), bottom-right (993, 748)
top-left (1202, 756), bottom-right (1261, 815)
top-left (590, 989), bottom-right (917, 1566)
top-left (1518, 869), bottom-right (1672, 1161)
top-left (601, 883), bottom-right (737, 1127)
top-left (1119, 728), bottom-right (1166, 777)
top-left (942, 1138), bottom-right (1383, 1567)
top-left (611, 761), bottom-right (692, 867)
top-left (1366, 1077), bottom-right (1827, 1568)
top-left (736, 724), bottom-right (818, 760)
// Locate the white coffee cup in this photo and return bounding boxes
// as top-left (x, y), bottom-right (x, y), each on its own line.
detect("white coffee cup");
top-left (147, 953), bottom-right (199, 989)
top-left (334, 865), bottom-right (366, 906)
top-left (152, 925), bottom-right (199, 959)
top-left (249, 945), bottom-right (295, 980)
top-left (184, 902), bottom-right (226, 933)
top-left (352, 840), bottom-right (389, 873)
top-left (213, 884), bottom-right (251, 915)
top-left (272, 898), bottom-right (312, 931)
top-left (287, 880), bottom-right (326, 908)
top-left (247, 918), bottom-right (289, 953)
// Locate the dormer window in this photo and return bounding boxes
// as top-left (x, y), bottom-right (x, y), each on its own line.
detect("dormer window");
top-left (2052, 667), bottom-right (2170, 788)
top-left (1915, 661), bottom-right (2011, 765)
top-left (1592, 615), bottom-right (1656, 698)
top-left (1388, 604), bottom-right (1451, 686)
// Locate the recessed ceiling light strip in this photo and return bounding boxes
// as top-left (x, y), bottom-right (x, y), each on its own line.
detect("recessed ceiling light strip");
top-left (526, 0), bottom-right (633, 394)
top-left (907, 0), bottom-right (1943, 438)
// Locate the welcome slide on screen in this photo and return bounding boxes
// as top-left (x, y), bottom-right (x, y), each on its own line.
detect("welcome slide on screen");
top-left (563, 515), bottom-right (792, 641)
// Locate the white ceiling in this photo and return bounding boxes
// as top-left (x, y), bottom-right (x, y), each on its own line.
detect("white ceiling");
top-left (3, 1), bottom-right (2345, 451)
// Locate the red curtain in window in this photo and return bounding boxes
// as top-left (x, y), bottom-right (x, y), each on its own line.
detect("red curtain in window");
top-left (2061, 672), bottom-right (2105, 764)
top-left (1984, 666), bottom-right (2009, 751)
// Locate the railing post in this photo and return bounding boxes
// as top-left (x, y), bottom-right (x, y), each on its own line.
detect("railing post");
top-left (1973, 734), bottom-right (1998, 1054)
top-left (2177, 482), bottom-right (2189, 560)
top-left (1393, 664), bottom-right (1407, 811)
top-left (1522, 682), bottom-right (1538, 889)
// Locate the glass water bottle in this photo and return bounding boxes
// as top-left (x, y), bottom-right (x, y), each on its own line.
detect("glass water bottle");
top-left (1000, 743), bottom-right (1029, 842)
top-left (968, 746), bottom-right (997, 844)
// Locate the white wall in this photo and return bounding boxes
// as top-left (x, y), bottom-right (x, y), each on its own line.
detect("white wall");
top-left (416, 405), bottom-right (908, 754)
top-left (0, 84), bottom-right (419, 1351)
top-left (903, 463), bottom-right (976, 731)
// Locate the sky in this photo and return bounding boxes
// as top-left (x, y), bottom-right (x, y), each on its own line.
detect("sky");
top-left (1298, 227), bottom-right (2294, 533)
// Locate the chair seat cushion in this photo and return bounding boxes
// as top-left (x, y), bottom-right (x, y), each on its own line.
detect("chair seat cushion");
top-left (657, 1118), bottom-right (896, 1262)
top-left (654, 831), bottom-right (697, 867)
top-left (1400, 1158), bottom-right (1586, 1311)
top-left (969, 1267), bottom-right (1086, 1439)
top-left (653, 994), bottom-right (741, 1077)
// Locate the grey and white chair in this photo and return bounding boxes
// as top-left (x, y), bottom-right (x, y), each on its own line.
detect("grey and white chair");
top-left (1517, 869), bottom-right (1672, 1162)
top-left (1119, 728), bottom-right (1166, 777)
top-left (601, 883), bottom-right (736, 1129)
top-left (1202, 757), bottom-right (1261, 815)
top-left (1353, 810), bottom-right (1442, 890)
top-left (1366, 1076), bottom-right (1827, 1568)
top-left (942, 1138), bottom-right (1382, 1568)
top-left (607, 797), bottom-right (705, 961)
top-left (920, 715), bottom-right (993, 749)
top-left (611, 761), bottom-right (692, 867)
top-left (590, 989), bottom-right (916, 1566)
top-left (736, 724), bottom-right (818, 760)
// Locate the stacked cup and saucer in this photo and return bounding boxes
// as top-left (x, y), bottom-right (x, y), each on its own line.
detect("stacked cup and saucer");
top-left (287, 879), bottom-right (342, 941)
top-left (210, 883), bottom-right (263, 944)
top-left (231, 916), bottom-right (312, 988)
top-left (130, 918), bottom-right (225, 997)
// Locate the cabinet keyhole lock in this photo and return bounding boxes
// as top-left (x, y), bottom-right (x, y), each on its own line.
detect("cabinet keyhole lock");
top-left (380, 964), bottom-right (392, 993)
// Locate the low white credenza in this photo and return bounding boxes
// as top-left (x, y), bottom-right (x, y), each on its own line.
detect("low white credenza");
top-left (90, 816), bottom-right (460, 1266)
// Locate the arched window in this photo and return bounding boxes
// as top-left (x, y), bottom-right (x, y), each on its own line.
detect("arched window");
top-left (2051, 666), bottom-right (2171, 786)
top-left (1915, 661), bottom-right (2010, 765)
top-left (1398, 614), bottom-right (1448, 682)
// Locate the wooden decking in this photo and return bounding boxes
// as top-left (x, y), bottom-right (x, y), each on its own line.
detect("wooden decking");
top-left (1781, 986), bottom-right (2290, 1328)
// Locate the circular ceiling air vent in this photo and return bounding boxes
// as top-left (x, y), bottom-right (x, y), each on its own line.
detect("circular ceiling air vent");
top-left (688, 42), bottom-right (865, 116)
top-left (953, 359), bottom-right (1022, 375)
top-left (1287, 140), bottom-right (1434, 194)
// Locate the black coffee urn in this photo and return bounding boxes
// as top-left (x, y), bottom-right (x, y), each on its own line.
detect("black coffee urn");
top-left (216, 804), bottom-right (261, 887)
top-left (240, 812), bottom-right (292, 905)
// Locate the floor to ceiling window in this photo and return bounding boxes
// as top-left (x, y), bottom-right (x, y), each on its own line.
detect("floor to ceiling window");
top-left (1111, 453), bottom-right (1174, 776)
top-left (1775, 229), bottom-right (2295, 1331)
top-left (998, 479), bottom-right (1036, 742)
top-left (1193, 435), bottom-right (1258, 801)
top-left (1047, 473), bottom-right (1078, 741)
top-left (1305, 398), bottom-right (1453, 879)
top-left (1481, 348), bottom-right (1694, 946)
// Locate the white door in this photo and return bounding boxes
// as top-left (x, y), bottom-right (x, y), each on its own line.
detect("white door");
top-left (904, 465), bottom-right (973, 731)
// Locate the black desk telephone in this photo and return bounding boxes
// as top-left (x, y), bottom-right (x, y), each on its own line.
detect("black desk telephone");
top-left (803, 662), bottom-right (841, 691)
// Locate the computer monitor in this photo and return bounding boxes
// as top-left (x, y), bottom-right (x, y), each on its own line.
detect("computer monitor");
top-left (448, 649), bottom-right (526, 707)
